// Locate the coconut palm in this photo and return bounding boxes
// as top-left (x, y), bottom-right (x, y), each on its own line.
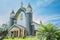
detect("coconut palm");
top-left (36, 23), bottom-right (60, 40)
top-left (55, 29), bottom-right (60, 40)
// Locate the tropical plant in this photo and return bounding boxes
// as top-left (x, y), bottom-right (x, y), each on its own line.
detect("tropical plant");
top-left (0, 24), bottom-right (8, 40)
top-left (2, 24), bottom-right (9, 31)
top-left (36, 23), bottom-right (60, 40)
top-left (55, 29), bottom-right (60, 40)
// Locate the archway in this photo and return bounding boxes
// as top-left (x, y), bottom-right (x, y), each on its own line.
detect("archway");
top-left (13, 4), bottom-right (34, 36)
top-left (10, 27), bottom-right (20, 37)
top-left (15, 7), bottom-right (26, 22)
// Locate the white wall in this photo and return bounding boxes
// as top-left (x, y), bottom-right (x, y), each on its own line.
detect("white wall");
top-left (33, 22), bottom-right (40, 30)
top-left (17, 12), bottom-right (26, 27)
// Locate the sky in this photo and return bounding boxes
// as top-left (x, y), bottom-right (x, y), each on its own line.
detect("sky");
top-left (0, 0), bottom-right (60, 27)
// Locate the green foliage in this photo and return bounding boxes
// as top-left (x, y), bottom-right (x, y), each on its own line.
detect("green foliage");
top-left (0, 30), bottom-right (8, 40)
top-left (4, 35), bottom-right (8, 39)
top-left (3, 37), bottom-right (35, 40)
top-left (0, 29), bottom-right (3, 33)
top-left (37, 23), bottom-right (60, 40)
top-left (22, 34), bottom-right (26, 39)
top-left (11, 34), bottom-right (14, 39)
top-left (3, 30), bottom-right (8, 36)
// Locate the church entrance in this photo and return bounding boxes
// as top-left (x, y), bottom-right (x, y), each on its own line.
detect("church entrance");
top-left (10, 27), bottom-right (20, 37)
top-left (11, 31), bottom-right (18, 37)
top-left (9, 24), bottom-right (27, 38)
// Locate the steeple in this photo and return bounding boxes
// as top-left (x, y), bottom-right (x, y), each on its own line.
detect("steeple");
top-left (10, 10), bottom-right (15, 14)
top-left (21, 2), bottom-right (23, 8)
top-left (10, 10), bottom-right (15, 18)
top-left (27, 3), bottom-right (32, 9)
top-left (10, 10), bottom-right (15, 26)
top-left (26, 3), bottom-right (32, 13)
top-left (11, 10), bottom-right (14, 13)
top-left (40, 20), bottom-right (42, 25)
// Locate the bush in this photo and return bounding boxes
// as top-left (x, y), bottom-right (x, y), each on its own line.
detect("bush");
top-left (36, 23), bottom-right (60, 40)
top-left (22, 35), bottom-right (26, 39)
top-left (4, 35), bottom-right (8, 39)
top-left (11, 34), bottom-right (14, 39)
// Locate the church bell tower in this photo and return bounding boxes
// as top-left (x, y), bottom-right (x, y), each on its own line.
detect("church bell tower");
top-left (10, 10), bottom-right (15, 26)
top-left (26, 3), bottom-right (34, 36)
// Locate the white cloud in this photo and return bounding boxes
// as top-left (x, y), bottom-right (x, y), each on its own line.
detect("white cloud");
top-left (33, 14), bottom-right (60, 24)
top-left (36, 0), bottom-right (54, 7)
top-left (33, 14), bottom-right (45, 24)
top-left (0, 16), bottom-right (6, 25)
top-left (0, 13), bottom-right (10, 25)
top-left (44, 15), bottom-right (60, 22)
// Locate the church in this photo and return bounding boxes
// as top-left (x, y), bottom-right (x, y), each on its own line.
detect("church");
top-left (8, 3), bottom-right (40, 38)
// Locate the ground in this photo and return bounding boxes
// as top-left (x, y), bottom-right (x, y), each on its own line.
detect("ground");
top-left (3, 37), bottom-right (36, 40)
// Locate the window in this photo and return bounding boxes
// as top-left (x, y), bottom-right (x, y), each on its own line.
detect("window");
top-left (20, 13), bottom-right (23, 20)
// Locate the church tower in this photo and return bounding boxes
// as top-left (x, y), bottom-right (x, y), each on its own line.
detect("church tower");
top-left (10, 10), bottom-right (15, 26)
top-left (26, 3), bottom-right (34, 36)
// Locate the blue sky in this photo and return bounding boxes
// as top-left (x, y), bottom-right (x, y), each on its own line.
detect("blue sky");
top-left (0, 0), bottom-right (60, 26)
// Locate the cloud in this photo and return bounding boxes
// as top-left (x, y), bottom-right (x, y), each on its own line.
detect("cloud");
top-left (0, 16), bottom-right (6, 25)
top-left (0, 0), bottom-right (60, 26)
top-left (0, 13), bottom-right (10, 25)
top-left (33, 14), bottom-right (45, 24)
top-left (36, 0), bottom-right (54, 7)
top-left (44, 15), bottom-right (60, 22)
top-left (33, 14), bottom-right (60, 24)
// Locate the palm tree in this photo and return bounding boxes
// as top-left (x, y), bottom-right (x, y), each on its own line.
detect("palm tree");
top-left (36, 23), bottom-right (60, 40)
top-left (55, 29), bottom-right (60, 40)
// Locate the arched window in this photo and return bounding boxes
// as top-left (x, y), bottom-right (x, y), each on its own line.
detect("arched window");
top-left (17, 12), bottom-right (26, 27)
top-left (20, 13), bottom-right (23, 20)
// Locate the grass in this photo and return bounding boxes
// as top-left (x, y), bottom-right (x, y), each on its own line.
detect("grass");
top-left (3, 37), bottom-right (36, 40)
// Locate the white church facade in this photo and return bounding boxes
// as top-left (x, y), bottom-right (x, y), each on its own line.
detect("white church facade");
top-left (8, 3), bottom-right (40, 38)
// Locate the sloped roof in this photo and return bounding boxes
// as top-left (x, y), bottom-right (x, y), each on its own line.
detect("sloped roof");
top-left (33, 22), bottom-right (40, 25)
top-left (8, 24), bottom-right (26, 31)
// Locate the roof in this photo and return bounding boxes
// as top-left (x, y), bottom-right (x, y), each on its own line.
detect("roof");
top-left (33, 22), bottom-right (40, 25)
top-left (8, 24), bottom-right (26, 31)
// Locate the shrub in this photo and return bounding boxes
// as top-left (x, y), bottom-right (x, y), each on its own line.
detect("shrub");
top-left (5, 35), bottom-right (8, 39)
top-left (11, 34), bottom-right (14, 39)
top-left (36, 23), bottom-right (60, 40)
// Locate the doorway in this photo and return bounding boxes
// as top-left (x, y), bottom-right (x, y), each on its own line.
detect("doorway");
top-left (11, 31), bottom-right (18, 37)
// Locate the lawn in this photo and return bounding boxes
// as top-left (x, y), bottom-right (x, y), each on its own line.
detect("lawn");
top-left (3, 37), bottom-right (36, 40)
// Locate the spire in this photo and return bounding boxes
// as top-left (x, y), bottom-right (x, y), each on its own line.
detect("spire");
top-left (27, 3), bottom-right (32, 8)
top-left (21, 2), bottom-right (23, 8)
top-left (40, 20), bottom-right (42, 25)
top-left (10, 10), bottom-right (15, 18)
top-left (11, 10), bottom-right (15, 14)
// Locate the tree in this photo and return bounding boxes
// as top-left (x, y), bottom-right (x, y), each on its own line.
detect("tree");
top-left (2, 24), bottom-right (9, 31)
top-left (36, 23), bottom-right (60, 40)
top-left (0, 24), bottom-right (9, 40)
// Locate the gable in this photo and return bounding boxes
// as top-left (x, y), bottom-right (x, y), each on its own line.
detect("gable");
top-left (8, 24), bottom-right (26, 31)
top-left (10, 27), bottom-right (20, 31)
